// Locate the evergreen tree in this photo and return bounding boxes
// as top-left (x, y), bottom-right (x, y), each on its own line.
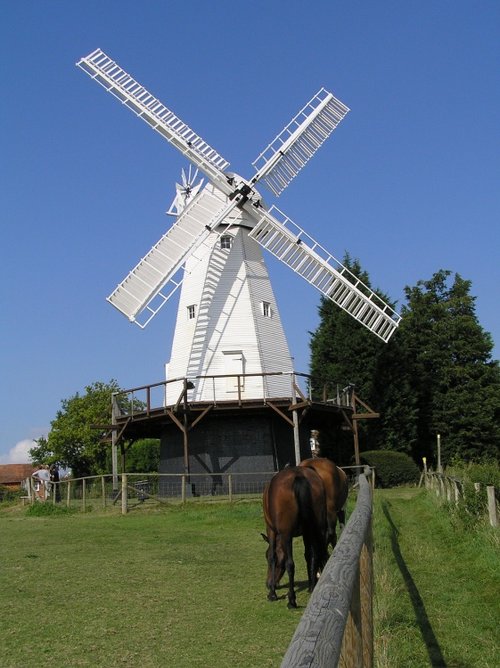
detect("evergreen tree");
top-left (400, 271), bottom-right (500, 465)
top-left (309, 255), bottom-right (396, 457)
top-left (309, 263), bottom-right (499, 466)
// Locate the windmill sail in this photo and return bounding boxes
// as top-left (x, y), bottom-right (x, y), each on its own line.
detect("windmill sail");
top-left (78, 49), bottom-right (400, 341)
top-left (107, 187), bottom-right (231, 327)
top-left (77, 49), bottom-right (230, 189)
top-left (252, 89), bottom-right (349, 196)
top-left (248, 206), bottom-right (400, 342)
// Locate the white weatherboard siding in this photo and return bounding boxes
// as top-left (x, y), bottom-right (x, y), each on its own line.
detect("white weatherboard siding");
top-left (165, 206), bottom-right (293, 403)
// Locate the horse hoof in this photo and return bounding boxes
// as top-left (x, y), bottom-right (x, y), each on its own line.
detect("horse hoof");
top-left (287, 600), bottom-right (297, 609)
top-left (267, 593), bottom-right (278, 602)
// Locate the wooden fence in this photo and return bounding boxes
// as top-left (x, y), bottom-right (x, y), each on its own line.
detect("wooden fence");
top-left (26, 467), bottom-right (363, 514)
top-left (281, 470), bottom-right (374, 668)
top-left (424, 472), bottom-right (498, 528)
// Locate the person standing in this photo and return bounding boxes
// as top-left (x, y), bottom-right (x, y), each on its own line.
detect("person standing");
top-left (49, 464), bottom-right (61, 502)
top-left (32, 465), bottom-right (51, 501)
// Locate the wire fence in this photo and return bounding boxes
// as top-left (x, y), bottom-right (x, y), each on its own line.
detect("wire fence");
top-left (25, 467), bottom-right (364, 514)
top-left (27, 472), bottom-right (276, 512)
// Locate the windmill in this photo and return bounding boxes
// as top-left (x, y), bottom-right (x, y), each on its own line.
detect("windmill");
top-left (77, 49), bottom-right (400, 477)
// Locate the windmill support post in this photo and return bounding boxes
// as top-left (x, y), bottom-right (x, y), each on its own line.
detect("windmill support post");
top-left (291, 375), bottom-right (301, 465)
top-left (107, 374), bottom-right (361, 495)
top-left (111, 393), bottom-right (120, 492)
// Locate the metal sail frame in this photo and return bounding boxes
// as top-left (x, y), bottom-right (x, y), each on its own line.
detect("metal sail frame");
top-left (78, 48), bottom-right (400, 342)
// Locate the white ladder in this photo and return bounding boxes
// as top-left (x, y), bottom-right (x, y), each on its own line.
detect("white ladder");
top-left (249, 207), bottom-right (400, 342)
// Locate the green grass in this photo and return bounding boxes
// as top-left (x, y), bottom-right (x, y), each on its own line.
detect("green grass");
top-left (373, 488), bottom-right (500, 667)
top-left (1, 490), bottom-right (498, 667)
top-left (0, 501), bottom-right (308, 667)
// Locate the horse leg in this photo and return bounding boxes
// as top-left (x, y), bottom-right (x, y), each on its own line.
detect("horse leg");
top-left (266, 534), bottom-right (278, 602)
top-left (303, 538), bottom-right (316, 593)
top-left (329, 517), bottom-right (338, 550)
top-left (285, 538), bottom-right (297, 609)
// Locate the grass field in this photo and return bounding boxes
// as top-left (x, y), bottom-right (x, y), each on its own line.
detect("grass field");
top-left (1, 489), bottom-right (498, 667)
top-left (373, 488), bottom-right (499, 667)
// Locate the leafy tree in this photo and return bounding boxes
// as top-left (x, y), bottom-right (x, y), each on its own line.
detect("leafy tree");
top-left (125, 439), bottom-right (160, 472)
top-left (30, 380), bottom-right (121, 478)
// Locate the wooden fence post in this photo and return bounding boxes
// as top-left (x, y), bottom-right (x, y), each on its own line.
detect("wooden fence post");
top-left (66, 480), bottom-right (71, 508)
top-left (228, 474), bottom-right (233, 503)
top-left (361, 518), bottom-right (374, 667)
top-left (487, 486), bottom-right (498, 528)
top-left (82, 478), bottom-right (86, 513)
top-left (181, 475), bottom-right (186, 504)
top-left (121, 473), bottom-right (128, 515)
top-left (101, 476), bottom-right (106, 509)
top-left (341, 566), bottom-right (362, 665)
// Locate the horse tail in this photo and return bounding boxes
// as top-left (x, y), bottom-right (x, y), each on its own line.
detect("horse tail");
top-left (336, 467), bottom-right (349, 528)
top-left (293, 475), bottom-right (325, 545)
top-left (292, 474), bottom-right (314, 529)
top-left (293, 473), bottom-right (328, 574)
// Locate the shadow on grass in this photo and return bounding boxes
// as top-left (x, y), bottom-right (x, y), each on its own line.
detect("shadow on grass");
top-left (382, 501), bottom-right (449, 668)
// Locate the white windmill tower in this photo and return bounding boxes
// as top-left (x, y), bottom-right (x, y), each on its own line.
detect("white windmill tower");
top-left (77, 49), bottom-right (400, 476)
top-left (77, 49), bottom-right (399, 398)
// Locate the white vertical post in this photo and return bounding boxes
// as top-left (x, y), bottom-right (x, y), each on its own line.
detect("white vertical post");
top-left (487, 486), bottom-right (497, 527)
top-left (437, 434), bottom-right (442, 473)
top-left (291, 375), bottom-right (301, 465)
top-left (111, 393), bottom-right (119, 493)
top-left (121, 473), bottom-right (128, 515)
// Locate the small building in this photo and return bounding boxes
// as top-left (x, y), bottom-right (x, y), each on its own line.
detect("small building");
top-left (0, 464), bottom-right (34, 492)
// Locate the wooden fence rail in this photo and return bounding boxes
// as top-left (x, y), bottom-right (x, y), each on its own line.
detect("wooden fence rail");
top-left (424, 472), bottom-right (498, 528)
top-left (25, 467), bottom-right (364, 514)
top-left (281, 470), bottom-right (374, 668)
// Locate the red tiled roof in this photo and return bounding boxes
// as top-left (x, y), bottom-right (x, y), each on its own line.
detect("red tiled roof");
top-left (0, 464), bottom-right (35, 485)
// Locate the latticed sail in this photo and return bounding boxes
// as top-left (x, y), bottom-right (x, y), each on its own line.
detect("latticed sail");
top-left (77, 49), bottom-right (230, 186)
top-left (107, 188), bottom-right (228, 327)
top-left (249, 206), bottom-right (401, 342)
top-left (78, 48), bottom-right (400, 341)
top-left (252, 89), bottom-right (349, 196)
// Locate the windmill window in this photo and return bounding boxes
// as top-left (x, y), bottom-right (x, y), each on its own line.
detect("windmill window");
top-left (220, 235), bottom-right (233, 250)
top-left (187, 304), bottom-right (196, 320)
top-left (261, 301), bottom-right (272, 317)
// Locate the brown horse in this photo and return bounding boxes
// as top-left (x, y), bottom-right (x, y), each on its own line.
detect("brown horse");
top-left (262, 466), bottom-right (328, 608)
top-left (299, 457), bottom-right (348, 550)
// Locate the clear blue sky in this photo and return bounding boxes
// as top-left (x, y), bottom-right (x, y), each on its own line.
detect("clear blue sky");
top-left (1, 1), bottom-right (499, 463)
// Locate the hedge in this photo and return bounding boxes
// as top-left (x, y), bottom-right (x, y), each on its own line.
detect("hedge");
top-left (359, 450), bottom-right (420, 488)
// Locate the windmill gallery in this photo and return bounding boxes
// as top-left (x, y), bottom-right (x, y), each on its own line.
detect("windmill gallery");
top-left (77, 49), bottom-right (400, 489)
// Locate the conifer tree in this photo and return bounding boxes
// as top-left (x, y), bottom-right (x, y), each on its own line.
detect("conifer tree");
top-left (309, 264), bottom-right (500, 465)
top-left (400, 270), bottom-right (500, 464)
top-left (309, 255), bottom-right (396, 458)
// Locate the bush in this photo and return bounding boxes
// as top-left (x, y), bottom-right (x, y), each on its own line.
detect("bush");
top-left (446, 459), bottom-right (500, 488)
top-left (0, 485), bottom-right (22, 504)
top-left (25, 503), bottom-right (77, 517)
top-left (359, 450), bottom-right (420, 488)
